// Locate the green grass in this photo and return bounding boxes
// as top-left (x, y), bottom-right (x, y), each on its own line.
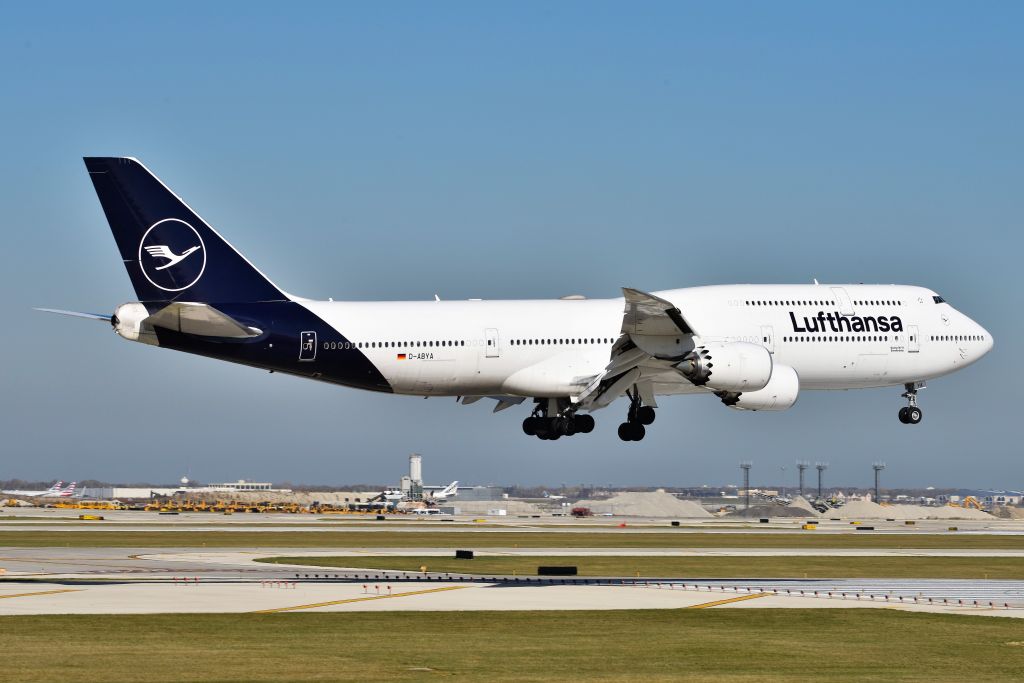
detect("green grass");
top-left (257, 554), bottom-right (1024, 579)
top-left (0, 611), bottom-right (1021, 682)
top-left (1, 530), bottom-right (1023, 549)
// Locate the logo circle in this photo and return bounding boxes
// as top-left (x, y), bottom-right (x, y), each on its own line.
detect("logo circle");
top-left (138, 219), bottom-right (207, 292)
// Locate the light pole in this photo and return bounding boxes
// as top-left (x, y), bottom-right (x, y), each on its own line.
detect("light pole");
top-left (740, 461), bottom-right (752, 510)
top-left (873, 462), bottom-right (886, 502)
top-left (815, 462), bottom-right (828, 500)
top-left (796, 461), bottom-right (809, 496)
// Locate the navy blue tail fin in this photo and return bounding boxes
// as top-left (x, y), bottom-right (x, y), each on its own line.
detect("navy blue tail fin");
top-left (84, 157), bottom-right (286, 303)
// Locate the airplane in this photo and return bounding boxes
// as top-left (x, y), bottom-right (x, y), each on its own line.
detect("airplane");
top-left (2, 481), bottom-right (64, 498)
top-left (59, 482), bottom-right (78, 498)
top-left (369, 489), bottom-right (406, 505)
top-left (427, 481), bottom-right (459, 501)
top-left (40, 157), bottom-right (993, 442)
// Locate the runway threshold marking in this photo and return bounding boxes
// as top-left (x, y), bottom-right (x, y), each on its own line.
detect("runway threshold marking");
top-left (687, 592), bottom-right (769, 609)
top-left (251, 585), bottom-right (470, 613)
top-left (0, 588), bottom-right (83, 600)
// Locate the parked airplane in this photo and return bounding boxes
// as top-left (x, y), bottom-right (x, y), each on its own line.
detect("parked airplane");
top-left (427, 481), bottom-right (459, 501)
top-left (59, 482), bottom-right (78, 498)
top-left (2, 481), bottom-right (64, 498)
top-left (41, 158), bottom-right (993, 442)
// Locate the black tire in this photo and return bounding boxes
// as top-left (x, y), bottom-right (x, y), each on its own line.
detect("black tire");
top-left (523, 417), bottom-right (538, 435)
top-left (637, 406), bottom-right (656, 425)
top-left (617, 423), bottom-right (632, 441)
top-left (576, 414), bottom-right (595, 434)
top-left (629, 422), bottom-right (646, 441)
top-left (898, 407), bottom-right (909, 424)
top-left (907, 407), bottom-right (923, 424)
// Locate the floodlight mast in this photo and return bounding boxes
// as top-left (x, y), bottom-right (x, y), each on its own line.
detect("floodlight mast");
top-left (815, 462), bottom-right (828, 500)
top-left (796, 461), bottom-right (809, 496)
top-left (873, 462), bottom-right (886, 503)
top-left (740, 461), bottom-right (752, 510)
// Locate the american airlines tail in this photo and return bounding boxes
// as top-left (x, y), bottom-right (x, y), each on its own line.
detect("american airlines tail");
top-left (37, 157), bottom-right (993, 443)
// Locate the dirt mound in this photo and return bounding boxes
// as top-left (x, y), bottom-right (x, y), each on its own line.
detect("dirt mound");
top-left (821, 500), bottom-right (993, 520)
top-left (991, 506), bottom-right (1024, 519)
top-left (574, 491), bottom-right (712, 518)
top-left (788, 496), bottom-right (821, 515)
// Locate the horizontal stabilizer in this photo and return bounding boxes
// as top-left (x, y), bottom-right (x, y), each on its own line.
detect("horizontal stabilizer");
top-left (144, 302), bottom-right (262, 338)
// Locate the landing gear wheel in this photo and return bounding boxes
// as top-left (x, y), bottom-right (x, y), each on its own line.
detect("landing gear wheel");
top-left (523, 417), bottom-right (539, 435)
top-left (617, 423), bottom-right (632, 441)
top-left (906, 407), bottom-right (923, 424)
top-left (636, 406), bottom-right (656, 425)
top-left (575, 414), bottom-right (595, 433)
top-left (618, 422), bottom-right (646, 441)
top-left (898, 407), bottom-right (909, 424)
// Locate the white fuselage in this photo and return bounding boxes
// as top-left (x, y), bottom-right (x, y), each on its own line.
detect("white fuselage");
top-left (298, 284), bottom-right (992, 401)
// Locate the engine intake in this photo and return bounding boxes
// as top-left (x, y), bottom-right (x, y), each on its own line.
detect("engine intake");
top-left (676, 341), bottom-right (772, 393)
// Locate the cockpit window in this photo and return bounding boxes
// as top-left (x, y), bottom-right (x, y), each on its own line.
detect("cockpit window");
top-left (932, 295), bottom-right (946, 304)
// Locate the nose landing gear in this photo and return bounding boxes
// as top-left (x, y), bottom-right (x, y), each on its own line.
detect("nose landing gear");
top-left (898, 382), bottom-right (925, 424)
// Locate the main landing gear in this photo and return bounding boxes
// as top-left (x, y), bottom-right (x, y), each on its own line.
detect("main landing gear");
top-left (522, 399), bottom-right (595, 440)
top-left (618, 391), bottom-right (655, 442)
top-left (898, 382), bottom-right (925, 425)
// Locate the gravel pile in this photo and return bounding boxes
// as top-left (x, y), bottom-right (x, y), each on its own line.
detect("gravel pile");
top-left (822, 499), bottom-right (993, 520)
top-left (574, 491), bottom-right (712, 518)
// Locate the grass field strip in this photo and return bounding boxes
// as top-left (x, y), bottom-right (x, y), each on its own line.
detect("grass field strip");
top-left (251, 585), bottom-right (470, 613)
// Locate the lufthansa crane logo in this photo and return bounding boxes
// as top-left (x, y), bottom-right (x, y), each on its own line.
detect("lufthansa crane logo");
top-left (138, 219), bottom-right (206, 292)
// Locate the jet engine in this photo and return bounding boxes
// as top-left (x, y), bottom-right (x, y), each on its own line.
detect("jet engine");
top-left (717, 364), bottom-right (799, 411)
top-left (675, 342), bottom-right (772, 392)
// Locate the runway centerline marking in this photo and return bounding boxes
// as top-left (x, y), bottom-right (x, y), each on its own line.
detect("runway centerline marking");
top-left (0, 588), bottom-right (83, 600)
top-left (687, 593), bottom-right (769, 609)
top-left (252, 585), bottom-right (470, 613)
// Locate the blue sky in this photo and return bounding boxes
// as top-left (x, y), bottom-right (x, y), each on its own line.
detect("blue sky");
top-left (1, 2), bottom-right (1020, 488)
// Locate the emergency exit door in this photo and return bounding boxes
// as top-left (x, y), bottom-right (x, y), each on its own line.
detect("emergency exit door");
top-left (485, 328), bottom-right (500, 358)
top-left (907, 325), bottom-right (920, 353)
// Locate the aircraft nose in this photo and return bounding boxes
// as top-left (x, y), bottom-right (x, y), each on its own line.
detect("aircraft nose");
top-left (977, 322), bottom-right (994, 356)
top-left (978, 327), bottom-right (995, 356)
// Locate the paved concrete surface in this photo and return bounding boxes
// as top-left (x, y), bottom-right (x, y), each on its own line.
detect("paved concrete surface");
top-left (4, 507), bottom-right (1024, 534)
top-left (1, 578), bottom-right (1021, 617)
top-left (4, 509), bottom-right (1024, 618)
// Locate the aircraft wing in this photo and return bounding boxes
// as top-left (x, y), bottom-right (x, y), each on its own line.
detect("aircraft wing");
top-left (621, 288), bottom-right (695, 336)
top-left (578, 288), bottom-right (704, 410)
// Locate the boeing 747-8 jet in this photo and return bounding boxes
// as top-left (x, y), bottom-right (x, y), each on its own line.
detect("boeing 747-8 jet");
top-left (40, 158), bottom-right (993, 441)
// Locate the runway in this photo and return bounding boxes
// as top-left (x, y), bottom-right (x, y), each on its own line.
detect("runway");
top-left (3, 510), bottom-right (1024, 618)
top-left (1, 546), bottom-right (1022, 617)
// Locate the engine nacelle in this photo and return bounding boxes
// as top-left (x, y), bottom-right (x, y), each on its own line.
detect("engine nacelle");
top-left (676, 341), bottom-right (772, 392)
top-left (112, 302), bottom-right (158, 345)
top-left (718, 364), bottom-right (799, 411)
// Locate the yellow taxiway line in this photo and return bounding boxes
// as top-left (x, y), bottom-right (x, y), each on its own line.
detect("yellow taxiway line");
top-left (252, 585), bottom-right (470, 613)
top-left (0, 588), bottom-right (83, 600)
top-left (687, 592), bottom-right (769, 609)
